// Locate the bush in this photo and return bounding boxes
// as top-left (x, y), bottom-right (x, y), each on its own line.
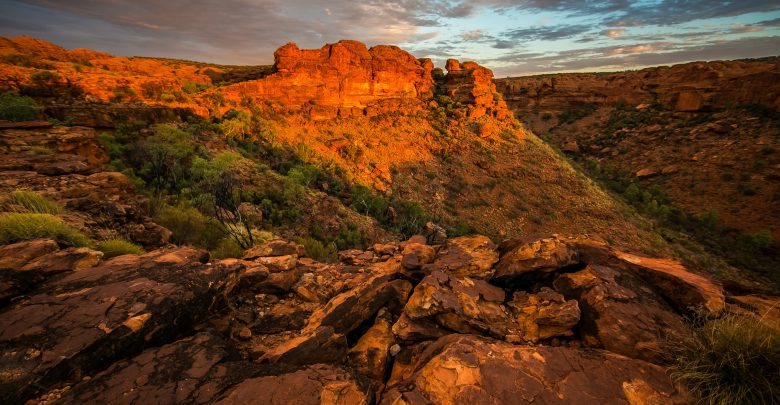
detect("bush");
top-left (0, 91), bottom-right (38, 121)
top-left (0, 213), bottom-right (91, 247)
top-left (96, 239), bottom-right (144, 258)
top-left (155, 204), bottom-right (225, 249)
top-left (211, 237), bottom-right (244, 259)
top-left (1, 190), bottom-right (61, 214)
top-left (295, 236), bottom-right (338, 262)
top-left (670, 313), bottom-right (780, 404)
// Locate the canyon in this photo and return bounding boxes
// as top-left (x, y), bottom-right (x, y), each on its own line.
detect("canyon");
top-left (0, 36), bottom-right (778, 404)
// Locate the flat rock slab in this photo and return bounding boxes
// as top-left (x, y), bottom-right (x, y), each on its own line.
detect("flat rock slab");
top-left (213, 364), bottom-right (374, 405)
top-left (0, 247), bottom-right (244, 404)
top-left (382, 334), bottom-right (689, 404)
top-left (56, 331), bottom-right (243, 405)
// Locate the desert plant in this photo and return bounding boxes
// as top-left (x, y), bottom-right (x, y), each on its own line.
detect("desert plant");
top-left (295, 236), bottom-right (338, 262)
top-left (0, 213), bottom-right (91, 247)
top-left (0, 91), bottom-right (38, 121)
top-left (210, 237), bottom-right (244, 259)
top-left (191, 151), bottom-right (259, 249)
top-left (1, 190), bottom-right (62, 214)
top-left (155, 204), bottom-right (225, 249)
top-left (670, 313), bottom-right (780, 404)
top-left (96, 238), bottom-right (144, 258)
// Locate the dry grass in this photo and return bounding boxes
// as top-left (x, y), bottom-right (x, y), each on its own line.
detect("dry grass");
top-left (96, 238), bottom-right (144, 258)
top-left (670, 312), bottom-right (780, 404)
top-left (0, 213), bottom-right (91, 247)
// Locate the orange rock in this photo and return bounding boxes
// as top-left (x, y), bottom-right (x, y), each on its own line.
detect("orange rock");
top-left (215, 40), bottom-right (434, 118)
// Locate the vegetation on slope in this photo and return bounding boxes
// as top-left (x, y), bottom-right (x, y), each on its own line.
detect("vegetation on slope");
top-left (670, 312), bottom-right (780, 404)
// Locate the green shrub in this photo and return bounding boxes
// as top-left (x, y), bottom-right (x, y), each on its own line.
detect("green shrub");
top-left (670, 313), bottom-right (780, 404)
top-left (1, 190), bottom-right (62, 214)
top-left (155, 204), bottom-right (225, 249)
top-left (96, 238), bottom-right (144, 258)
top-left (0, 91), bottom-right (38, 121)
top-left (0, 213), bottom-right (91, 247)
top-left (211, 237), bottom-right (244, 259)
top-left (295, 236), bottom-right (338, 262)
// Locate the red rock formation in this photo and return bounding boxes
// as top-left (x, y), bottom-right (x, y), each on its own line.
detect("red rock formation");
top-left (442, 58), bottom-right (511, 119)
top-left (217, 41), bottom-right (435, 119)
top-left (495, 59), bottom-right (780, 115)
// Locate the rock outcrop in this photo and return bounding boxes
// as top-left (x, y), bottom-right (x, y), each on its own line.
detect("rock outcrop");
top-left (0, 229), bottom-right (763, 404)
top-left (495, 59), bottom-right (780, 115)
top-left (381, 334), bottom-right (690, 404)
top-left (0, 124), bottom-right (171, 248)
top-left (216, 40), bottom-right (434, 119)
top-left (0, 247), bottom-right (243, 404)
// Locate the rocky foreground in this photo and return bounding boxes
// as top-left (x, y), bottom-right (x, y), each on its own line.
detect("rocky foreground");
top-left (4, 224), bottom-right (775, 404)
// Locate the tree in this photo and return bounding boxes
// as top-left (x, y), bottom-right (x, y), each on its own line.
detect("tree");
top-left (192, 151), bottom-right (258, 249)
top-left (139, 124), bottom-right (197, 191)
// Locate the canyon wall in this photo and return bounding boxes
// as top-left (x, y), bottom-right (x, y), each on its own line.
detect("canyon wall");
top-left (216, 41), bottom-right (510, 119)
top-left (495, 59), bottom-right (780, 117)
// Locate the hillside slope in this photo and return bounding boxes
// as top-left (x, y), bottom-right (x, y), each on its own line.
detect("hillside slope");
top-left (0, 36), bottom-right (772, 288)
top-left (497, 59), bottom-right (780, 282)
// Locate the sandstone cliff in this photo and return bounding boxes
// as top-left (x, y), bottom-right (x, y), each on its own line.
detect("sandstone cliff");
top-left (495, 59), bottom-right (780, 115)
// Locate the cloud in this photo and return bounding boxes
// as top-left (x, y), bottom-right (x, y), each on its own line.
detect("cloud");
top-left (489, 36), bottom-right (780, 76)
top-left (609, 44), bottom-right (665, 55)
top-left (460, 30), bottom-right (485, 41)
top-left (730, 24), bottom-right (763, 33)
top-left (601, 29), bottom-right (625, 38)
top-left (502, 24), bottom-right (592, 41)
top-left (0, 0), bottom-right (778, 74)
top-left (2, 0), bottom-right (476, 64)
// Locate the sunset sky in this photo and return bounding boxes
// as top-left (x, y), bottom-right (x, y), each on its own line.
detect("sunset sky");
top-left (2, 0), bottom-right (780, 76)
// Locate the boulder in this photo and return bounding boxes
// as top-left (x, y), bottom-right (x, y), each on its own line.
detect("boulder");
top-left (304, 270), bottom-right (412, 335)
top-left (425, 235), bottom-right (499, 279)
top-left (493, 235), bottom-right (579, 280)
top-left (0, 246), bottom-right (244, 404)
top-left (381, 334), bottom-right (689, 404)
top-left (506, 287), bottom-right (580, 343)
top-left (242, 239), bottom-right (304, 260)
top-left (214, 364), bottom-right (374, 405)
top-left (554, 264), bottom-right (689, 362)
top-left (0, 239), bottom-right (61, 302)
top-left (392, 312), bottom-right (450, 342)
top-left (613, 251), bottom-right (725, 315)
top-left (347, 310), bottom-right (395, 381)
top-left (403, 271), bottom-right (511, 339)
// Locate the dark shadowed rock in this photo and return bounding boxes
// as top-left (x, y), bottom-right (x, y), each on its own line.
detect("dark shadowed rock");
top-left (554, 264), bottom-right (689, 362)
top-left (214, 364), bottom-right (374, 405)
top-left (392, 312), bottom-right (450, 342)
top-left (0, 239), bottom-right (60, 302)
top-left (258, 326), bottom-right (347, 366)
top-left (56, 332), bottom-right (241, 405)
top-left (347, 310), bottom-right (395, 381)
top-left (303, 261), bottom-right (411, 335)
top-left (0, 246), bottom-right (244, 404)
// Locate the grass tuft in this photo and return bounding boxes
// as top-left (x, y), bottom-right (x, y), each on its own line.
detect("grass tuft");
top-left (2, 190), bottom-right (62, 214)
top-left (670, 312), bottom-right (780, 404)
top-left (96, 238), bottom-right (144, 258)
top-left (210, 237), bottom-right (244, 259)
top-left (0, 213), bottom-right (91, 247)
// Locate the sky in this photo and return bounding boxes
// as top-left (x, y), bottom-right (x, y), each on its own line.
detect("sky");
top-left (1, 0), bottom-right (779, 76)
